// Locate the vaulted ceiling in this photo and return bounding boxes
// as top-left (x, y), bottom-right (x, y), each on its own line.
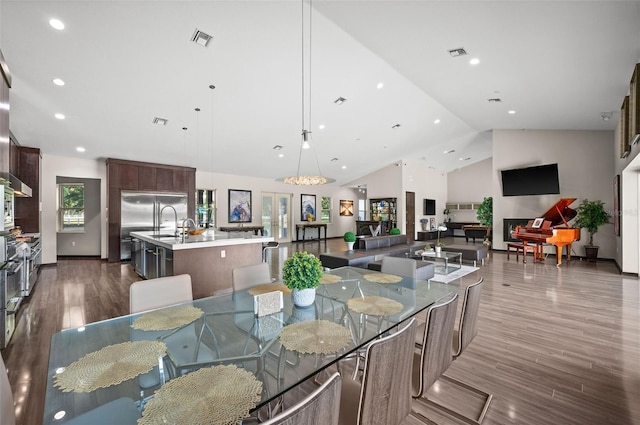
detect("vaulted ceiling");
top-left (1, 1), bottom-right (638, 186)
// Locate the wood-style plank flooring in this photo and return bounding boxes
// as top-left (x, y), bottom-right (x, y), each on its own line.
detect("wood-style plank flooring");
top-left (2, 237), bottom-right (639, 425)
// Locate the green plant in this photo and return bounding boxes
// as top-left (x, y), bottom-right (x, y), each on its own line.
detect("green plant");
top-left (574, 199), bottom-right (610, 246)
top-left (436, 225), bottom-right (447, 247)
top-left (443, 208), bottom-right (451, 217)
top-left (343, 231), bottom-right (356, 242)
top-left (282, 251), bottom-right (323, 290)
top-left (389, 227), bottom-right (401, 235)
top-left (476, 197), bottom-right (493, 227)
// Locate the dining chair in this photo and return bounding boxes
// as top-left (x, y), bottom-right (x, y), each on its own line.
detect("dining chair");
top-left (129, 274), bottom-right (193, 313)
top-left (129, 274), bottom-right (215, 385)
top-left (430, 277), bottom-right (492, 424)
top-left (1, 354), bottom-right (15, 425)
top-left (338, 318), bottom-right (417, 425)
top-left (259, 372), bottom-right (342, 425)
top-left (232, 263), bottom-right (273, 293)
top-left (380, 256), bottom-right (417, 279)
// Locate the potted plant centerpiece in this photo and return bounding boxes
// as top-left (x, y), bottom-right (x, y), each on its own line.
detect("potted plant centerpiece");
top-left (476, 196), bottom-right (493, 247)
top-left (443, 208), bottom-right (451, 223)
top-left (574, 199), bottom-right (610, 262)
top-left (282, 251), bottom-right (323, 307)
top-left (343, 231), bottom-right (357, 251)
top-left (389, 227), bottom-right (401, 235)
top-left (435, 225), bottom-right (447, 253)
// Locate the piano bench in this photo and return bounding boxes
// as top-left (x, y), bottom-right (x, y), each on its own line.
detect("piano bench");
top-left (507, 242), bottom-right (538, 263)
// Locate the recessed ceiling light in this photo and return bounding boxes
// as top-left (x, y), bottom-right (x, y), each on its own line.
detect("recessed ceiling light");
top-left (318, 124), bottom-right (325, 130)
top-left (334, 97), bottom-right (346, 105)
top-left (434, 119), bottom-right (441, 124)
top-left (508, 110), bottom-right (516, 115)
top-left (191, 29), bottom-right (212, 47)
top-left (54, 113), bottom-right (65, 120)
top-left (448, 47), bottom-right (467, 57)
top-left (392, 124), bottom-right (401, 129)
top-left (52, 78), bottom-right (65, 86)
top-left (341, 165), bottom-right (347, 169)
top-left (273, 145), bottom-right (283, 150)
top-left (469, 58), bottom-right (480, 65)
top-left (152, 117), bottom-right (168, 125)
top-left (49, 18), bottom-right (65, 30)
top-left (376, 82), bottom-right (384, 89)
top-left (53, 411), bottom-right (66, 420)
top-left (278, 153), bottom-right (284, 158)
top-left (76, 147), bottom-right (85, 153)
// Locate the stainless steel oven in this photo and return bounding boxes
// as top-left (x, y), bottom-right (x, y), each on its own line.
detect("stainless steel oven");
top-left (1, 234), bottom-right (24, 348)
top-left (21, 236), bottom-right (41, 296)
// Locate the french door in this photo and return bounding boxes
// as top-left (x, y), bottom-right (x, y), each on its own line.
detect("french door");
top-left (261, 193), bottom-right (291, 243)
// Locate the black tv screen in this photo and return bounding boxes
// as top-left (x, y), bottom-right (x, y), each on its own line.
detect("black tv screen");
top-left (501, 163), bottom-right (560, 196)
top-left (424, 199), bottom-right (436, 215)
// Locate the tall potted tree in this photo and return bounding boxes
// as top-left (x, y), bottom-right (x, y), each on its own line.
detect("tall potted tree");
top-left (476, 197), bottom-right (493, 246)
top-left (574, 199), bottom-right (610, 262)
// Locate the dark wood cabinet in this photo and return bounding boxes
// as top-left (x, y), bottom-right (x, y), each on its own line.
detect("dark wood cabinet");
top-left (106, 158), bottom-right (196, 262)
top-left (14, 146), bottom-right (41, 233)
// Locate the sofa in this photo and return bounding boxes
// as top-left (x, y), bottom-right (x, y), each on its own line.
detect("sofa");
top-left (441, 244), bottom-right (488, 266)
top-left (319, 234), bottom-right (428, 270)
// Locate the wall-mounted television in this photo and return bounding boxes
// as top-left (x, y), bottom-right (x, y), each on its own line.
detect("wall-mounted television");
top-left (424, 199), bottom-right (436, 215)
top-left (500, 163), bottom-right (560, 197)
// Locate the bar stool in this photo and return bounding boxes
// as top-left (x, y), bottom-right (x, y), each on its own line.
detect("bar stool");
top-left (262, 241), bottom-right (279, 262)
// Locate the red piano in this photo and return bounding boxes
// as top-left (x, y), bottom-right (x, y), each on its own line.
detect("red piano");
top-left (511, 198), bottom-right (581, 266)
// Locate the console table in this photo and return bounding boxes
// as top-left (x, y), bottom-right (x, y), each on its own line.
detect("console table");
top-left (296, 223), bottom-right (327, 241)
top-left (219, 225), bottom-right (264, 236)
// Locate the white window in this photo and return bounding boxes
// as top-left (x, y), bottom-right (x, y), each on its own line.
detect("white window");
top-left (358, 199), bottom-right (366, 220)
top-left (58, 183), bottom-right (85, 232)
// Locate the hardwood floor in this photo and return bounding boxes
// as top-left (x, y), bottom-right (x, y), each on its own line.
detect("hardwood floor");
top-left (2, 238), bottom-right (639, 425)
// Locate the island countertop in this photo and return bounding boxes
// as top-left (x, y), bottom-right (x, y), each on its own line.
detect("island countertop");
top-left (130, 230), bottom-right (274, 251)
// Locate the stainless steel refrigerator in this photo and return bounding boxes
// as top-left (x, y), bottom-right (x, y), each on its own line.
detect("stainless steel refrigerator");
top-left (120, 192), bottom-right (189, 260)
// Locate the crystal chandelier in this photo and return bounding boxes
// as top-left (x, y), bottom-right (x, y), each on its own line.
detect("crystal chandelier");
top-left (281, 0), bottom-right (334, 186)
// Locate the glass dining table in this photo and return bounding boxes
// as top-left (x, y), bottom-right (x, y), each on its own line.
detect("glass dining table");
top-left (42, 266), bottom-right (455, 424)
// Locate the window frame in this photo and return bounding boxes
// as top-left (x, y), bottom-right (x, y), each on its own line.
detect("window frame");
top-left (58, 183), bottom-right (85, 233)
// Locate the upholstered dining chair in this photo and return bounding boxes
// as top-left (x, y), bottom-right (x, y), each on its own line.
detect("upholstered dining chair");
top-left (411, 293), bottom-right (459, 401)
top-left (259, 372), bottom-right (342, 425)
top-left (338, 318), bottom-right (418, 425)
top-left (129, 274), bottom-right (193, 314)
top-left (232, 263), bottom-right (273, 293)
top-left (428, 277), bottom-right (492, 424)
top-left (1, 354), bottom-right (15, 425)
top-left (380, 256), bottom-right (417, 279)
top-left (129, 274), bottom-right (215, 385)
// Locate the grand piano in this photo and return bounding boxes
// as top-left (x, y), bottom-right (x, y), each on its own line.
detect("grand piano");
top-left (511, 198), bottom-right (581, 266)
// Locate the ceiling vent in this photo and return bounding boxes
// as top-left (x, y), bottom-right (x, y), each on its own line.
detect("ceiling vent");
top-left (448, 48), bottom-right (467, 57)
top-left (392, 124), bottom-right (401, 129)
top-left (488, 98), bottom-right (502, 103)
top-left (152, 117), bottom-right (168, 125)
top-left (334, 97), bottom-right (347, 105)
top-left (191, 29), bottom-right (212, 47)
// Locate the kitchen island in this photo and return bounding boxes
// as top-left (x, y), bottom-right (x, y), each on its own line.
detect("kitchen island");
top-left (130, 230), bottom-right (274, 298)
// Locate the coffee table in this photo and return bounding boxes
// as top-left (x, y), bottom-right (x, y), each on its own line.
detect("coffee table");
top-left (419, 250), bottom-right (462, 274)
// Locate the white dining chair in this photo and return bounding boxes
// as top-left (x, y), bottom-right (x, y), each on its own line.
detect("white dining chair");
top-left (129, 274), bottom-right (193, 313)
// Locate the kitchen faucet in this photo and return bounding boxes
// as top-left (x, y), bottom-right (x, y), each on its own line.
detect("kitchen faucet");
top-left (159, 205), bottom-right (179, 237)
top-left (181, 218), bottom-right (198, 243)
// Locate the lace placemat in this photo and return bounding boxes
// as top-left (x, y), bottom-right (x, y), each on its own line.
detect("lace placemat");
top-left (247, 283), bottom-right (292, 295)
top-left (363, 273), bottom-right (402, 284)
top-left (347, 296), bottom-right (404, 316)
top-left (139, 365), bottom-right (262, 425)
top-left (54, 341), bottom-right (167, 393)
top-left (279, 320), bottom-right (351, 354)
top-left (320, 273), bottom-right (342, 284)
top-left (131, 306), bottom-right (204, 331)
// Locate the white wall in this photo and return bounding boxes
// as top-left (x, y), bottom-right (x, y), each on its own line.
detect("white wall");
top-left (42, 155), bottom-right (107, 264)
top-left (402, 159), bottom-right (447, 236)
top-left (492, 130), bottom-right (615, 259)
top-left (447, 157), bottom-right (492, 223)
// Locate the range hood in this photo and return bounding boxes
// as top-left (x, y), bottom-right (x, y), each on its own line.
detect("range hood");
top-left (9, 174), bottom-right (32, 197)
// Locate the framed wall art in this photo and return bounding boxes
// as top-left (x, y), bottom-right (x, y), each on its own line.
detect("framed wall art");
top-left (339, 200), bottom-right (354, 216)
top-left (301, 194), bottom-right (316, 221)
top-left (630, 63), bottom-right (640, 146)
top-left (228, 189), bottom-right (252, 223)
top-left (620, 95), bottom-right (630, 158)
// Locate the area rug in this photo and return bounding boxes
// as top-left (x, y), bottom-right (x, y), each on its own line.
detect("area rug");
top-left (431, 265), bottom-right (479, 284)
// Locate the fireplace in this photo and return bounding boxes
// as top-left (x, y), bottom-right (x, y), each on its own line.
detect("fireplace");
top-left (503, 218), bottom-right (532, 242)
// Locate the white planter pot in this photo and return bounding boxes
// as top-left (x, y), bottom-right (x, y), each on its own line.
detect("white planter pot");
top-left (346, 241), bottom-right (355, 251)
top-left (435, 246), bottom-right (442, 253)
top-left (292, 288), bottom-right (316, 307)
